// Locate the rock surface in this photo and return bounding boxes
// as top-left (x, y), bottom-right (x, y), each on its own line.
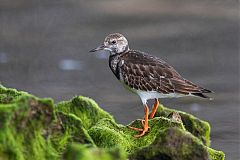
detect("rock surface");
top-left (0, 85), bottom-right (225, 160)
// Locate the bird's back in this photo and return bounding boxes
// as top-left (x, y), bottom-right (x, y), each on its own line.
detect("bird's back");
top-left (113, 50), bottom-right (211, 98)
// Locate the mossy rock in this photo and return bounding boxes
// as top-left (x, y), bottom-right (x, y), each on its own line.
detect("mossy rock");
top-left (0, 85), bottom-right (225, 160)
top-left (50, 111), bottom-right (95, 152)
top-left (0, 85), bottom-right (57, 160)
top-left (55, 96), bottom-right (114, 130)
top-left (56, 95), bottom-right (224, 160)
top-left (129, 127), bottom-right (224, 160)
top-left (155, 104), bottom-right (211, 146)
top-left (88, 117), bottom-right (184, 153)
top-left (207, 148), bottom-right (225, 160)
top-left (63, 143), bottom-right (127, 160)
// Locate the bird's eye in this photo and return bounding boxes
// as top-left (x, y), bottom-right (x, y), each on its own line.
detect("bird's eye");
top-left (111, 40), bottom-right (116, 44)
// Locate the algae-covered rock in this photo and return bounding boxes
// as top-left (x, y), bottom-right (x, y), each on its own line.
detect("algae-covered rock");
top-left (88, 117), bottom-right (184, 153)
top-left (0, 85), bottom-right (57, 160)
top-left (207, 148), bottom-right (225, 160)
top-left (55, 96), bottom-right (114, 130)
top-left (155, 104), bottom-right (211, 146)
top-left (129, 127), bottom-right (224, 160)
top-left (52, 96), bottom-right (114, 152)
top-left (50, 111), bottom-right (95, 152)
top-left (63, 143), bottom-right (127, 160)
top-left (0, 85), bottom-right (225, 160)
top-left (129, 127), bottom-right (209, 160)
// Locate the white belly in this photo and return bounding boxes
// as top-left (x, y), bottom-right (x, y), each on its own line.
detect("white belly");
top-left (122, 83), bottom-right (187, 104)
top-left (136, 90), bottom-right (186, 104)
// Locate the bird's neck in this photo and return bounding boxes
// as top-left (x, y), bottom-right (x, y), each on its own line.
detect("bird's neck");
top-left (109, 54), bottom-right (120, 77)
top-left (108, 51), bottom-right (127, 80)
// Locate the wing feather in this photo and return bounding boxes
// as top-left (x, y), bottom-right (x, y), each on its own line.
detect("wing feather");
top-left (119, 50), bottom-right (211, 97)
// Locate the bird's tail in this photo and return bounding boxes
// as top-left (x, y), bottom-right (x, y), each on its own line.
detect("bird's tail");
top-left (191, 89), bottom-right (213, 100)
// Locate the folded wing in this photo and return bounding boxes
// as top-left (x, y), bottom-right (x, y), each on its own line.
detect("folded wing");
top-left (119, 50), bottom-right (212, 98)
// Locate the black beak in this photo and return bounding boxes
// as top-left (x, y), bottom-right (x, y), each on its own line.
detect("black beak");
top-left (89, 44), bottom-right (105, 52)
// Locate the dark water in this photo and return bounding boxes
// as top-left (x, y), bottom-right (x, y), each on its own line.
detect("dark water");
top-left (0, 0), bottom-right (239, 159)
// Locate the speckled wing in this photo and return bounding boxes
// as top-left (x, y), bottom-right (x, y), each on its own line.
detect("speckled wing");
top-left (118, 50), bottom-right (211, 97)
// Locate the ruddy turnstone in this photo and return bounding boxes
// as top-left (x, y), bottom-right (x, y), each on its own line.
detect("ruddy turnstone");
top-left (90, 33), bottom-right (212, 138)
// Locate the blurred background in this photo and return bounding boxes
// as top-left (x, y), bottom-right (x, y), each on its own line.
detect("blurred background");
top-left (0, 0), bottom-right (239, 159)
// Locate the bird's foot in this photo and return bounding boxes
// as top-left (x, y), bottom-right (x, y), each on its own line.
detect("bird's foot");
top-left (128, 119), bottom-right (150, 138)
top-left (128, 104), bottom-right (150, 138)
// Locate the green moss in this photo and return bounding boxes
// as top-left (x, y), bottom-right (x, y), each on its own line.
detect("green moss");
top-left (88, 118), bottom-right (130, 151)
top-left (50, 111), bottom-right (95, 152)
top-left (0, 85), bottom-right (24, 104)
top-left (63, 143), bottom-right (127, 160)
top-left (55, 96), bottom-right (114, 130)
top-left (129, 127), bottom-right (209, 160)
top-left (0, 85), bottom-right (225, 160)
top-left (155, 104), bottom-right (211, 146)
top-left (0, 86), bottom-right (57, 160)
top-left (207, 148), bottom-right (225, 160)
top-left (88, 117), bottom-right (184, 153)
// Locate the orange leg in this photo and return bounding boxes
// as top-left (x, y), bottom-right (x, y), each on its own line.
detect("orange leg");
top-left (129, 104), bottom-right (150, 138)
top-left (149, 98), bottom-right (159, 119)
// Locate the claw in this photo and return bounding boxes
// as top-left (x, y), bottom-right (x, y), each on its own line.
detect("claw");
top-left (134, 129), bottom-right (148, 138)
top-left (128, 126), bottom-right (144, 131)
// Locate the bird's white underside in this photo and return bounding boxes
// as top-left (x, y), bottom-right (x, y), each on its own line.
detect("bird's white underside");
top-left (136, 89), bottom-right (186, 104)
top-left (121, 82), bottom-right (192, 105)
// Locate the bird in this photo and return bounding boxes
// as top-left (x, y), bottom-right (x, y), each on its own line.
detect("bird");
top-left (90, 33), bottom-right (212, 138)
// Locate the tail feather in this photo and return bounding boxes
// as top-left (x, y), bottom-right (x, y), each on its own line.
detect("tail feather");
top-left (191, 92), bottom-right (209, 98)
top-left (171, 78), bottom-right (213, 99)
top-left (202, 89), bottom-right (213, 93)
top-left (191, 88), bottom-right (213, 100)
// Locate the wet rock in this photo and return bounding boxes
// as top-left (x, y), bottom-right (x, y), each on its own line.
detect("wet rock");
top-left (155, 104), bottom-right (211, 146)
top-left (129, 127), bottom-right (209, 160)
top-left (0, 85), bottom-right (56, 160)
top-left (168, 111), bottom-right (183, 123)
top-left (0, 85), bottom-right (224, 160)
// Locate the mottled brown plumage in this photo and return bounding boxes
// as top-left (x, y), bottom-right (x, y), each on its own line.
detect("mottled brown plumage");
top-left (90, 33), bottom-right (212, 138)
top-left (116, 50), bottom-right (211, 98)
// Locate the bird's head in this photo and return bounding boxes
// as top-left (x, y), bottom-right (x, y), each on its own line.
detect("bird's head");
top-left (90, 33), bottom-right (129, 55)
